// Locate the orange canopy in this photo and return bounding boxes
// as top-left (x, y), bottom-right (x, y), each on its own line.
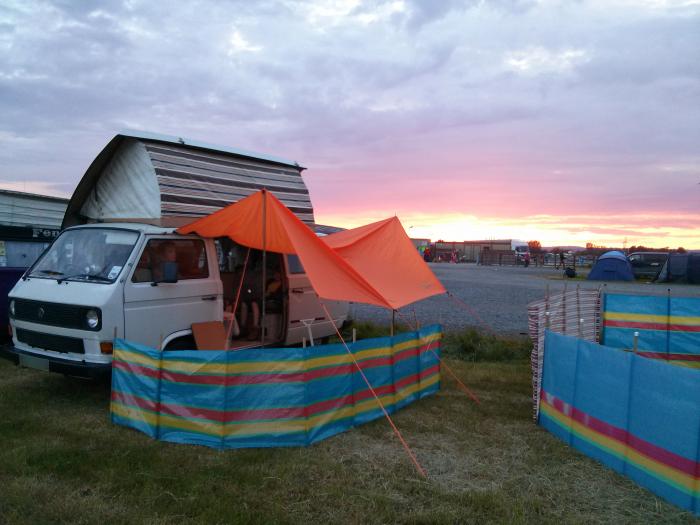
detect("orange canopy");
top-left (323, 217), bottom-right (445, 307)
top-left (177, 190), bottom-right (444, 309)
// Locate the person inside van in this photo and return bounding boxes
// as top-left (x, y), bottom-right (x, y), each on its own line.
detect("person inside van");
top-left (265, 270), bottom-right (283, 313)
top-left (152, 241), bottom-right (177, 282)
top-left (238, 254), bottom-right (262, 340)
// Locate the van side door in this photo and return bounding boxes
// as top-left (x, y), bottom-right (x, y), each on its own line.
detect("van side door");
top-left (284, 254), bottom-right (348, 344)
top-left (123, 236), bottom-right (222, 348)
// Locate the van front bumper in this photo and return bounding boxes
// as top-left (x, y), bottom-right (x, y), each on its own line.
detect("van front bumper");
top-left (0, 344), bottom-right (111, 380)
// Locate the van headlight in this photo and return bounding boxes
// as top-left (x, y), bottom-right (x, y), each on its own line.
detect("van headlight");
top-left (86, 309), bottom-right (99, 329)
top-left (9, 300), bottom-right (14, 317)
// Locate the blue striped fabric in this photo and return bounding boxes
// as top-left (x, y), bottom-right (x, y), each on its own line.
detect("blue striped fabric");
top-left (111, 325), bottom-right (442, 449)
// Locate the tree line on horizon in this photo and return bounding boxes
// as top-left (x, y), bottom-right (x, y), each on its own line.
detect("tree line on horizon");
top-left (526, 240), bottom-right (687, 255)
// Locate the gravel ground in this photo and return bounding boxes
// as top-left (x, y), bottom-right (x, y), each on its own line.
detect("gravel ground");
top-left (350, 263), bottom-right (700, 335)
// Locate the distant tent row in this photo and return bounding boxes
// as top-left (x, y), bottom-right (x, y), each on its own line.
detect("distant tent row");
top-left (587, 250), bottom-right (700, 283)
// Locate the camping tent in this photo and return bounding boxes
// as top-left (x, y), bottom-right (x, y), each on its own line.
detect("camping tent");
top-left (177, 189), bottom-right (445, 310)
top-left (587, 251), bottom-right (634, 281)
top-left (656, 251), bottom-right (700, 284)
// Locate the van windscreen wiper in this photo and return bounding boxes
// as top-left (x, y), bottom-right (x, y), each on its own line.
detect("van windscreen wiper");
top-left (56, 273), bottom-right (112, 284)
top-left (36, 269), bottom-right (65, 276)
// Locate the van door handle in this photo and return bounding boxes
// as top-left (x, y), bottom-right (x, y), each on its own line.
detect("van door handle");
top-left (291, 288), bottom-right (305, 294)
top-left (201, 296), bottom-right (217, 301)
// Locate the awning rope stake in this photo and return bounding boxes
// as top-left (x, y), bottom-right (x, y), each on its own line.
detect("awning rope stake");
top-left (446, 291), bottom-right (500, 337)
top-left (319, 301), bottom-right (428, 478)
top-left (394, 308), bottom-right (480, 405)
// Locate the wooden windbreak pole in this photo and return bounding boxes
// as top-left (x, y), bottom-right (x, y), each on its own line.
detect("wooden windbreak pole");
top-left (665, 288), bottom-right (671, 360)
top-left (261, 189), bottom-right (267, 347)
top-left (577, 284), bottom-right (582, 338)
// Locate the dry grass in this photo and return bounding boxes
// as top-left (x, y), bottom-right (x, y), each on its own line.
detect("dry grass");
top-left (0, 357), bottom-right (696, 524)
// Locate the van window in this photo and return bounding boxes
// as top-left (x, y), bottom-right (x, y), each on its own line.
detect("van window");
top-left (132, 239), bottom-right (208, 282)
top-left (286, 254), bottom-right (305, 274)
top-left (29, 228), bottom-right (138, 283)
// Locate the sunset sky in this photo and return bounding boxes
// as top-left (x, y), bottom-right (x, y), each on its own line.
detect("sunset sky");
top-left (1, 0), bottom-right (698, 248)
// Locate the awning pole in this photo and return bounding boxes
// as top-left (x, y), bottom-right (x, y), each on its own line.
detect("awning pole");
top-left (225, 247), bottom-right (250, 350)
top-left (261, 189), bottom-right (267, 347)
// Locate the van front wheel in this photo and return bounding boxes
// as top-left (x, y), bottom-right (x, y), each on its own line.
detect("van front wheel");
top-left (164, 335), bottom-right (197, 351)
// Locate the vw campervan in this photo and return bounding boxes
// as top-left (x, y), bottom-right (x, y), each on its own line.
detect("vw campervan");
top-left (2, 132), bottom-right (348, 378)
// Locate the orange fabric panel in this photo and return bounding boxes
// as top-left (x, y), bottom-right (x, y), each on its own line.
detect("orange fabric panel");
top-left (323, 217), bottom-right (446, 307)
top-left (177, 190), bottom-right (391, 308)
top-left (177, 190), bottom-right (444, 309)
top-left (178, 191), bottom-right (296, 254)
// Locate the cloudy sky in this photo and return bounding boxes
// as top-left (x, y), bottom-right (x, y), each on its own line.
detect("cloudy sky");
top-left (1, 0), bottom-right (698, 247)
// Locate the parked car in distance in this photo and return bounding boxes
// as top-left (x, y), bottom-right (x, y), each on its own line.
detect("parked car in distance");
top-left (628, 252), bottom-right (668, 279)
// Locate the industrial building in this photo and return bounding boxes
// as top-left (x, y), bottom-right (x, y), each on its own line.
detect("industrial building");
top-left (0, 189), bottom-right (68, 267)
top-left (431, 239), bottom-right (517, 262)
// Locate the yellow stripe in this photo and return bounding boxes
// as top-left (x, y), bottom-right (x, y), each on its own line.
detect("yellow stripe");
top-left (540, 401), bottom-right (699, 494)
top-left (112, 372), bottom-right (440, 439)
top-left (114, 333), bottom-right (441, 376)
top-left (604, 311), bottom-right (700, 326)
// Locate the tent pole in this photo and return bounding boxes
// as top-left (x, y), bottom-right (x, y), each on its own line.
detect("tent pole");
top-left (391, 309), bottom-right (395, 336)
top-left (261, 189), bottom-right (267, 347)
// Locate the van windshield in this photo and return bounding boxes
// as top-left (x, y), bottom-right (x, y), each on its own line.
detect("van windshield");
top-left (29, 228), bottom-right (139, 284)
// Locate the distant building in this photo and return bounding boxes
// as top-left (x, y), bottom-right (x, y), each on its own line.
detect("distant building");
top-left (0, 189), bottom-right (69, 341)
top-left (431, 239), bottom-right (521, 262)
top-left (0, 189), bottom-right (68, 267)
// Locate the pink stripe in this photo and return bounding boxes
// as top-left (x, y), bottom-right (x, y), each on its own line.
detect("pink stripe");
top-left (638, 352), bottom-right (700, 362)
top-left (111, 364), bottom-right (439, 424)
top-left (148, 342), bottom-right (439, 386)
top-left (605, 320), bottom-right (700, 332)
top-left (541, 390), bottom-right (699, 477)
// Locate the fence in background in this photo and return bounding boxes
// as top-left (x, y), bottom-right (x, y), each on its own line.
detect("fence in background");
top-left (528, 287), bottom-right (601, 420)
top-left (110, 325), bottom-right (441, 449)
top-left (602, 293), bottom-right (700, 367)
top-left (540, 331), bottom-right (700, 516)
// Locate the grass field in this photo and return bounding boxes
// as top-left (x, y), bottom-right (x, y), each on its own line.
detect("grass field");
top-left (0, 353), bottom-right (696, 524)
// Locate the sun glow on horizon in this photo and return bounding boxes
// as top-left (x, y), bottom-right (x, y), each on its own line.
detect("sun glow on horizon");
top-left (316, 210), bottom-right (700, 249)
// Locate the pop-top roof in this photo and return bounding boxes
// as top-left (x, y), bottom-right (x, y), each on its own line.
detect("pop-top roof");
top-left (62, 131), bottom-right (314, 228)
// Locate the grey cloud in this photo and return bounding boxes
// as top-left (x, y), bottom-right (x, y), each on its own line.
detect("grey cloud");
top-left (0, 0), bottom-right (697, 221)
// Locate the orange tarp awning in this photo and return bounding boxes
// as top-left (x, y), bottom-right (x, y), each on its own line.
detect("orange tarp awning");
top-left (177, 190), bottom-right (444, 309)
top-left (323, 217), bottom-right (445, 308)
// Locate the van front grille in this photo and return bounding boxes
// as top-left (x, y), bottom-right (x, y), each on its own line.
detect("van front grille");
top-left (12, 299), bottom-right (100, 331)
top-left (16, 329), bottom-right (85, 354)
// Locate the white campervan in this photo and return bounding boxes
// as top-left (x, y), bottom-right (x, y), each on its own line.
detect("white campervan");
top-left (2, 132), bottom-right (348, 378)
top-left (511, 240), bottom-right (530, 261)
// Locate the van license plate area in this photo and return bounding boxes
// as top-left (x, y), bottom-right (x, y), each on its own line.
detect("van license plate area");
top-left (19, 354), bottom-right (50, 372)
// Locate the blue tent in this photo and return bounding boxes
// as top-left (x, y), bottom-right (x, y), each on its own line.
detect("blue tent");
top-left (587, 251), bottom-right (634, 281)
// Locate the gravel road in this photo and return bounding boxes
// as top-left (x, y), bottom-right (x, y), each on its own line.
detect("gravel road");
top-left (350, 264), bottom-right (700, 335)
